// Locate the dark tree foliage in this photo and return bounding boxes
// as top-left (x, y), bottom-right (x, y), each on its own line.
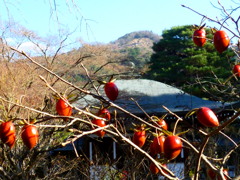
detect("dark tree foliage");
top-left (145, 25), bottom-right (235, 100)
top-left (120, 47), bottom-right (152, 69)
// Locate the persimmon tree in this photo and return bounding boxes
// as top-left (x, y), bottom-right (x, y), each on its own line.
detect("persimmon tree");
top-left (0, 1), bottom-right (239, 180)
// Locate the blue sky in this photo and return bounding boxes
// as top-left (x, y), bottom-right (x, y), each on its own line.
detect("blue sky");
top-left (0, 0), bottom-right (238, 49)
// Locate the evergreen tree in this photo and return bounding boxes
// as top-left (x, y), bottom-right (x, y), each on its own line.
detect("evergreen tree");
top-left (145, 25), bottom-right (235, 100)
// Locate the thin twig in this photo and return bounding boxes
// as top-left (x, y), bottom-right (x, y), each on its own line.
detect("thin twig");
top-left (194, 137), bottom-right (209, 180)
top-left (219, 131), bottom-right (238, 147)
top-left (180, 138), bottom-right (218, 171)
top-left (181, 4), bottom-right (240, 38)
top-left (222, 142), bottom-right (240, 165)
top-left (130, 98), bottom-right (151, 119)
top-left (162, 105), bottom-right (183, 135)
top-left (61, 125), bottom-right (114, 146)
top-left (71, 141), bottom-right (79, 158)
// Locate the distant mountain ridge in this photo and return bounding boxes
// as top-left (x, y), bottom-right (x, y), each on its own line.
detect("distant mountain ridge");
top-left (109, 31), bottom-right (161, 69)
top-left (111, 30), bottom-right (161, 50)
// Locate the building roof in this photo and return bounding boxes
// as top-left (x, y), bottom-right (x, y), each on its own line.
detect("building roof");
top-left (75, 79), bottom-right (231, 114)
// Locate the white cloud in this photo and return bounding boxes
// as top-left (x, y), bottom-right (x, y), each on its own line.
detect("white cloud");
top-left (5, 38), bottom-right (46, 55)
top-left (4, 37), bottom-right (68, 57)
top-left (18, 41), bottom-right (46, 55)
top-left (5, 37), bottom-right (16, 45)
